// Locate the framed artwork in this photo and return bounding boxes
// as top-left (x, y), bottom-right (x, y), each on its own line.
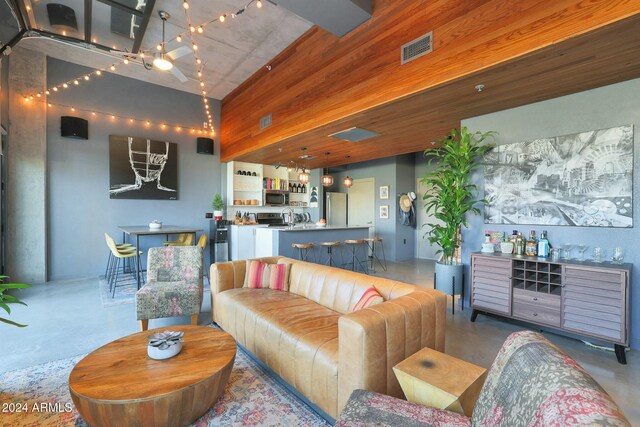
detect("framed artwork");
top-left (379, 205), bottom-right (389, 219)
top-left (484, 125), bottom-right (633, 227)
top-left (379, 185), bottom-right (389, 199)
top-left (109, 135), bottom-right (178, 200)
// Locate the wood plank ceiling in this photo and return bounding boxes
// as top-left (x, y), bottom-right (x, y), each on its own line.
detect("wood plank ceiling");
top-left (220, 0), bottom-right (640, 170)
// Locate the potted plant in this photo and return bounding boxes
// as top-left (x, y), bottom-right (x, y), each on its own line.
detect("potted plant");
top-left (212, 193), bottom-right (225, 220)
top-left (0, 276), bottom-right (31, 327)
top-left (420, 127), bottom-right (495, 303)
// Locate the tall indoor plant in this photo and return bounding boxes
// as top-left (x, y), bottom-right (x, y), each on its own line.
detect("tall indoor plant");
top-left (421, 127), bottom-right (495, 298)
top-left (0, 276), bottom-right (31, 327)
top-left (212, 193), bottom-right (225, 220)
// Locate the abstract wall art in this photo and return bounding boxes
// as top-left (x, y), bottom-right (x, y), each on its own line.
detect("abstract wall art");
top-left (484, 125), bottom-right (633, 227)
top-left (109, 135), bottom-right (178, 200)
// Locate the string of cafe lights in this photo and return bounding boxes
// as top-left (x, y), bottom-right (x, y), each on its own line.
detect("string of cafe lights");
top-left (41, 100), bottom-right (215, 135)
top-left (23, 0), bottom-right (266, 134)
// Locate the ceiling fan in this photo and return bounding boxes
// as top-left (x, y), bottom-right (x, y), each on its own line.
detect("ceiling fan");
top-left (152, 10), bottom-right (191, 82)
top-left (110, 10), bottom-right (192, 82)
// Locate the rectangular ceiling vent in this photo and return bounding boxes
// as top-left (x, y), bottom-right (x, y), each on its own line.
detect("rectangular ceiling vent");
top-left (328, 127), bottom-right (380, 142)
top-left (401, 31), bottom-right (433, 64)
top-left (260, 114), bottom-right (272, 129)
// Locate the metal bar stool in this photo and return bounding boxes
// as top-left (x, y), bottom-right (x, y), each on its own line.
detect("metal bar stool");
top-left (364, 237), bottom-right (387, 273)
top-left (320, 241), bottom-right (341, 267)
top-left (104, 233), bottom-right (144, 296)
top-left (344, 239), bottom-right (369, 273)
top-left (292, 243), bottom-right (316, 263)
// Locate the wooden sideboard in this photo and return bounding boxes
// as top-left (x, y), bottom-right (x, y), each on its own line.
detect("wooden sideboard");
top-left (470, 252), bottom-right (631, 364)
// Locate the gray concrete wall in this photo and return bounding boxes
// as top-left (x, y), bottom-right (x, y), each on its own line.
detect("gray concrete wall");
top-left (1, 56), bottom-right (8, 128)
top-left (461, 78), bottom-right (640, 350)
top-left (45, 57), bottom-right (222, 280)
top-left (7, 48), bottom-right (47, 283)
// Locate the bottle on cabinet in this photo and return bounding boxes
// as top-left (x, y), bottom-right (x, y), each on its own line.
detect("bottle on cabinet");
top-left (515, 232), bottom-right (525, 255)
top-left (538, 230), bottom-right (550, 258)
top-left (525, 230), bottom-right (537, 256)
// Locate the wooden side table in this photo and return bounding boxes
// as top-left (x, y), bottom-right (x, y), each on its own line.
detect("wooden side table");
top-left (393, 347), bottom-right (487, 417)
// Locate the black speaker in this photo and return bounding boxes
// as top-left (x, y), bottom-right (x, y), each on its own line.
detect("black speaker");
top-left (61, 116), bottom-right (89, 140)
top-left (197, 137), bottom-right (214, 155)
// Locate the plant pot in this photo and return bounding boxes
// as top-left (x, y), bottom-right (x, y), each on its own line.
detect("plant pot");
top-left (148, 341), bottom-right (183, 360)
top-left (213, 210), bottom-right (223, 220)
top-left (434, 262), bottom-right (463, 295)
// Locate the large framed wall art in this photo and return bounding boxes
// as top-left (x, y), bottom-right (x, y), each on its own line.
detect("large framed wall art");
top-left (484, 125), bottom-right (633, 227)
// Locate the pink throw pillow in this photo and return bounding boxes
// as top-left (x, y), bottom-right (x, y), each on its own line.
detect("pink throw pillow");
top-left (352, 287), bottom-right (384, 312)
top-left (245, 261), bottom-right (289, 291)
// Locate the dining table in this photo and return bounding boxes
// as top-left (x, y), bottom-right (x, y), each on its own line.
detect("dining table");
top-left (118, 225), bottom-right (202, 289)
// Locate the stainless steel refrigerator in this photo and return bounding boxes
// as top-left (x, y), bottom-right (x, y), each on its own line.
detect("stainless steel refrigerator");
top-left (326, 192), bottom-right (347, 227)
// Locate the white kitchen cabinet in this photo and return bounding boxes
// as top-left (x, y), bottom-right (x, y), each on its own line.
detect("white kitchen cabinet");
top-left (227, 161), bottom-right (263, 207)
top-left (229, 225), bottom-right (268, 260)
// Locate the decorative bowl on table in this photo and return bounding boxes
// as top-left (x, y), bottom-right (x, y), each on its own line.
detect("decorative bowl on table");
top-left (149, 220), bottom-right (162, 230)
top-left (147, 331), bottom-right (184, 360)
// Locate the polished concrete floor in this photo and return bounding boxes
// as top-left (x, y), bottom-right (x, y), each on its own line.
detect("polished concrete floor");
top-left (2, 259), bottom-right (638, 424)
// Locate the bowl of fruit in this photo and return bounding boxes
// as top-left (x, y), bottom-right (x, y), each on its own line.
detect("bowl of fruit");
top-left (316, 219), bottom-right (327, 228)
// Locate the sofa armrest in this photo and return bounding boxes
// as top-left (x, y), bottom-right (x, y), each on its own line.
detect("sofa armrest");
top-left (338, 289), bottom-right (446, 414)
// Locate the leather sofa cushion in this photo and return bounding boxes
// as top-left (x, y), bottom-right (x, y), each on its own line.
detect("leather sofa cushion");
top-left (215, 288), bottom-right (340, 416)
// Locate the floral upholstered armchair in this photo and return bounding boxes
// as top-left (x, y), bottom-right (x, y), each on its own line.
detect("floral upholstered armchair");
top-left (135, 246), bottom-right (203, 331)
top-left (335, 331), bottom-right (630, 426)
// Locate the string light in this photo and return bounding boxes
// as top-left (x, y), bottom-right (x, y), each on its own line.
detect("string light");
top-left (123, 58), bottom-right (129, 65)
top-left (219, 15), bottom-right (226, 23)
top-left (183, 0), bottom-right (189, 9)
top-left (256, 0), bottom-right (262, 8)
top-left (84, 75), bottom-right (89, 80)
top-left (62, 83), bottom-right (68, 88)
top-left (110, 65), bottom-right (115, 71)
top-left (176, 35), bottom-right (182, 42)
top-left (197, 26), bottom-right (204, 34)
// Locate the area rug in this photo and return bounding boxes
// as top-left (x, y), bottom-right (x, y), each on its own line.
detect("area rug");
top-left (0, 348), bottom-right (330, 427)
top-left (98, 275), bottom-right (139, 307)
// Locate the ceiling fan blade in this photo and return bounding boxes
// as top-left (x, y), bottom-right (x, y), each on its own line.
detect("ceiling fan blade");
top-left (170, 66), bottom-right (189, 83)
top-left (167, 46), bottom-right (192, 60)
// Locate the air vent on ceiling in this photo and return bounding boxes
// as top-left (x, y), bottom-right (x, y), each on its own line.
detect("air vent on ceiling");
top-left (260, 114), bottom-right (272, 129)
top-left (401, 31), bottom-right (433, 64)
top-left (328, 127), bottom-right (380, 142)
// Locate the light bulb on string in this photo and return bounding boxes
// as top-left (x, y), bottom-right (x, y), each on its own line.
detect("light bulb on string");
top-left (84, 75), bottom-right (89, 80)
top-left (36, 93), bottom-right (41, 97)
top-left (190, 26), bottom-right (196, 32)
top-left (192, 43), bottom-right (198, 51)
top-left (96, 70), bottom-right (102, 75)
top-left (197, 26), bottom-right (204, 34)
top-left (156, 44), bottom-right (162, 51)
top-left (196, 58), bottom-right (202, 64)
top-left (140, 53), bottom-right (145, 59)
top-left (176, 35), bottom-right (182, 42)
top-left (74, 80), bottom-right (79, 85)
top-left (110, 65), bottom-right (116, 71)
top-left (45, 90), bottom-right (50, 95)
top-left (219, 15), bottom-right (226, 23)
top-left (183, 0), bottom-right (189, 9)
top-left (256, 0), bottom-right (263, 8)
top-left (63, 83), bottom-right (69, 89)
top-left (53, 87), bottom-right (58, 92)
top-left (123, 58), bottom-right (129, 65)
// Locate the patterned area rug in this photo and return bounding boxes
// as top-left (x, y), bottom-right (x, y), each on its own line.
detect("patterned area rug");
top-left (0, 347), bottom-right (330, 427)
top-left (98, 275), bottom-right (139, 307)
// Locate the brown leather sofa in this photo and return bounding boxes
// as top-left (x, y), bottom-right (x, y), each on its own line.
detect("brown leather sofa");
top-left (210, 256), bottom-right (446, 419)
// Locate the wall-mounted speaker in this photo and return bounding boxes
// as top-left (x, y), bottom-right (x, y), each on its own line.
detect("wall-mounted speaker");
top-left (61, 116), bottom-right (89, 140)
top-left (197, 137), bottom-right (214, 155)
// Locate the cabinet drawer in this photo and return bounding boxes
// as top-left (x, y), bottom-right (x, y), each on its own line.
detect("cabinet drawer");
top-left (564, 266), bottom-right (624, 285)
top-left (513, 301), bottom-right (560, 327)
top-left (473, 256), bottom-right (511, 272)
top-left (472, 295), bottom-right (510, 315)
top-left (513, 288), bottom-right (561, 309)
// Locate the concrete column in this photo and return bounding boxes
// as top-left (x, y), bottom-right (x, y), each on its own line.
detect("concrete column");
top-left (7, 47), bottom-right (47, 283)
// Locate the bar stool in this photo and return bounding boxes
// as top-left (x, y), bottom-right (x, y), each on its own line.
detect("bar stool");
top-left (344, 239), bottom-right (369, 273)
top-left (320, 241), bottom-right (341, 267)
top-left (104, 233), bottom-right (144, 296)
top-left (292, 243), bottom-right (315, 262)
top-left (364, 237), bottom-right (387, 273)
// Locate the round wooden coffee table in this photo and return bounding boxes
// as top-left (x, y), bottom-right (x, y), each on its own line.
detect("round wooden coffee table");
top-left (69, 325), bottom-right (236, 427)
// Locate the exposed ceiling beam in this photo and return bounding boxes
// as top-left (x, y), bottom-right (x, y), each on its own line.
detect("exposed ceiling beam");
top-left (84, 0), bottom-right (92, 45)
top-left (274, 0), bottom-right (371, 37)
top-left (95, 0), bottom-right (143, 17)
top-left (131, 0), bottom-right (156, 54)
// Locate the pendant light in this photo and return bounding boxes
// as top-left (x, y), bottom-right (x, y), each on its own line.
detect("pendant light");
top-left (321, 152), bottom-right (334, 187)
top-left (298, 169), bottom-right (310, 184)
top-left (343, 155), bottom-right (353, 188)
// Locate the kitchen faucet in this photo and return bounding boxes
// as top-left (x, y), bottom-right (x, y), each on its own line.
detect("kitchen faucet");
top-left (281, 207), bottom-right (294, 228)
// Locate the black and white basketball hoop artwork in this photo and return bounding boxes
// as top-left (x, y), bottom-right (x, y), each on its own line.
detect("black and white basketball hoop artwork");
top-left (109, 135), bottom-right (178, 200)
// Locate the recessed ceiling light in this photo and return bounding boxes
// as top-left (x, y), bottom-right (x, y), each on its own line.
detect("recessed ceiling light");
top-left (328, 127), bottom-right (380, 142)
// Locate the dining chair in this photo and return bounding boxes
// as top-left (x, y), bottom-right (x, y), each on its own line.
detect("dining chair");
top-left (197, 234), bottom-right (209, 283)
top-left (135, 246), bottom-right (203, 331)
top-left (163, 233), bottom-right (194, 246)
top-left (104, 233), bottom-right (143, 297)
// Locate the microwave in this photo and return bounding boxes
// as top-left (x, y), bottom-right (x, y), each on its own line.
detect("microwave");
top-left (264, 191), bottom-right (289, 206)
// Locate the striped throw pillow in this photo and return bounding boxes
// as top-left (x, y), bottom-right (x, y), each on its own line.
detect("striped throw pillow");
top-left (244, 261), bottom-right (290, 291)
top-left (352, 287), bottom-right (384, 311)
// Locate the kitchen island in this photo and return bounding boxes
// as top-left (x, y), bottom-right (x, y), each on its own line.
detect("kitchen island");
top-left (255, 225), bottom-right (371, 261)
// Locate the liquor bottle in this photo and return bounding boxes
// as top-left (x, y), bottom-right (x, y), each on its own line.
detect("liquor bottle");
top-left (538, 230), bottom-right (550, 258)
top-left (525, 230), bottom-right (537, 256)
top-left (297, 183), bottom-right (302, 193)
top-left (510, 230), bottom-right (518, 254)
top-left (302, 184), bottom-right (306, 194)
top-left (515, 232), bottom-right (525, 255)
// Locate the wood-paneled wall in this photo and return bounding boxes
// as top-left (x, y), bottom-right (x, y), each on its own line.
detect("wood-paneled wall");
top-left (221, 0), bottom-right (640, 168)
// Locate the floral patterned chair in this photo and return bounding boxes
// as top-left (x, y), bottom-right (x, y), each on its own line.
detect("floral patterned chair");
top-left (135, 246), bottom-right (203, 331)
top-left (335, 331), bottom-right (630, 426)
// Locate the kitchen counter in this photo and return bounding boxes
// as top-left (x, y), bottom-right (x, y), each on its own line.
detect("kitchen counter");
top-left (255, 225), bottom-right (371, 260)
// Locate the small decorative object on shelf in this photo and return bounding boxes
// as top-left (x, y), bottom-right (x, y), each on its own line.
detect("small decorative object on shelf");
top-left (612, 247), bottom-right (624, 264)
top-left (147, 330), bottom-right (184, 360)
top-left (481, 234), bottom-right (494, 253)
top-left (149, 220), bottom-right (162, 230)
top-left (212, 193), bottom-right (224, 220)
